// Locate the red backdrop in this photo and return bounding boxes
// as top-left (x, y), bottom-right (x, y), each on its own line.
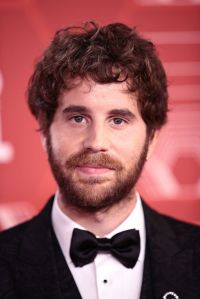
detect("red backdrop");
top-left (0, 0), bottom-right (200, 229)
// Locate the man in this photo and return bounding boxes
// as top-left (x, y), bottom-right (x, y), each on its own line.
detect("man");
top-left (0, 22), bottom-right (199, 299)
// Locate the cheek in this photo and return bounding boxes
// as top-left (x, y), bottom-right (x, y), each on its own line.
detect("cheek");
top-left (114, 133), bottom-right (147, 164)
top-left (50, 130), bottom-right (84, 159)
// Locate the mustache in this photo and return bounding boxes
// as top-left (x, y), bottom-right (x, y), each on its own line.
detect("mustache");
top-left (65, 151), bottom-right (123, 171)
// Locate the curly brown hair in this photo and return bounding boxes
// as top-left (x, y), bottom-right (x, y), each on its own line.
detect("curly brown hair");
top-left (27, 22), bottom-right (168, 135)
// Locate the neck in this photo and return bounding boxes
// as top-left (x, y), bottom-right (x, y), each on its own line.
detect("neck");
top-left (57, 191), bottom-right (137, 237)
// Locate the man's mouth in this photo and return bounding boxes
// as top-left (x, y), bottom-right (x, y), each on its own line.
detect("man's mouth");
top-left (76, 164), bottom-right (114, 175)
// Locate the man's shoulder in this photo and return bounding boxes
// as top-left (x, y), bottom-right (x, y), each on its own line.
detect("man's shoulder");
top-left (0, 197), bottom-right (54, 259)
top-left (142, 199), bottom-right (200, 246)
top-left (0, 218), bottom-right (36, 264)
top-left (142, 198), bottom-right (200, 228)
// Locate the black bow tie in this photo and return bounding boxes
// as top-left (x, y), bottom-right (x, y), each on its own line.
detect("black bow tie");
top-left (70, 228), bottom-right (140, 268)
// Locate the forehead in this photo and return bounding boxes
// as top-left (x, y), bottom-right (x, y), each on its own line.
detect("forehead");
top-left (58, 79), bottom-right (139, 112)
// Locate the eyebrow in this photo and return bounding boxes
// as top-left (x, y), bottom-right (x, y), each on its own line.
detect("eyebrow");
top-left (108, 109), bottom-right (135, 119)
top-left (63, 105), bottom-right (89, 114)
top-left (63, 106), bottom-right (135, 119)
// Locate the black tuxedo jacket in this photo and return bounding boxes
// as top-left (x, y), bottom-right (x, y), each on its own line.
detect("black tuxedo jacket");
top-left (0, 197), bottom-right (200, 299)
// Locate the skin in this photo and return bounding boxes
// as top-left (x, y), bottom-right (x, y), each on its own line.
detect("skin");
top-left (44, 79), bottom-right (157, 236)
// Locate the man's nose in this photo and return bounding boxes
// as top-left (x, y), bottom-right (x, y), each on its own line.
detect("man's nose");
top-left (82, 125), bottom-right (109, 152)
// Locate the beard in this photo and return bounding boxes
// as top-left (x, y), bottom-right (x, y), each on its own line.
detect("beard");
top-left (46, 135), bottom-right (149, 213)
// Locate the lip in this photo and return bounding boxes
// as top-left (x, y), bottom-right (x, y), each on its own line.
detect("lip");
top-left (76, 164), bottom-right (113, 175)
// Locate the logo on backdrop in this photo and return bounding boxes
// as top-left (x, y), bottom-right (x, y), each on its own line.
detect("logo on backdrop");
top-left (0, 70), bottom-right (14, 163)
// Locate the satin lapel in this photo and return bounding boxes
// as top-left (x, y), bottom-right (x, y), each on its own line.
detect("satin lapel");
top-left (141, 200), bottom-right (197, 299)
top-left (16, 198), bottom-right (82, 299)
top-left (139, 248), bottom-right (154, 299)
top-left (51, 225), bottom-right (82, 299)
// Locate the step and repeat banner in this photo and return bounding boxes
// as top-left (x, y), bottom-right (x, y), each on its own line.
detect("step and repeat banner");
top-left (0, 0), bottom-right (200, 229)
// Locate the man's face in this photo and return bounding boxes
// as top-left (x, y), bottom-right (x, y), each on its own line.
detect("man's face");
top-left (46, 79), bottom-right (155, 212)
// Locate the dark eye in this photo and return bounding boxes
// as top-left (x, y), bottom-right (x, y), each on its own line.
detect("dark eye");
top-left (73, 115), bottom-right (85, 123)
top-left (112, 118), bottom-right (125, 125)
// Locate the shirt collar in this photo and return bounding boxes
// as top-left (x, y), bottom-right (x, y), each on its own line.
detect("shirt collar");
top-left (51, 192), bottom-right (146, 265)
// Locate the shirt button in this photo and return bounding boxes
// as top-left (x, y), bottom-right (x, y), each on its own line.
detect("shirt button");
top-left (103, 279), bottom-right (108, 284)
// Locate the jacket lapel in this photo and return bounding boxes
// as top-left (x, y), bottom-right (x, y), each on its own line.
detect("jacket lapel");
top-left (139, 247), bottom-right (154, 299)
top-left (51, 223), bottom-right (82, 299)
top-left (16, 198), bottom-right (82, 299)
top-left (141, 200), bottom-right (198, 299)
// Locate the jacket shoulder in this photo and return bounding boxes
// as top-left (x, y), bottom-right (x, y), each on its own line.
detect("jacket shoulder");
top-left (0, 218), bottom-right (36, 260)
top-left (0, 197), bottom-right (53, 260)
top-left (142, 199), bottom-right (200, 247)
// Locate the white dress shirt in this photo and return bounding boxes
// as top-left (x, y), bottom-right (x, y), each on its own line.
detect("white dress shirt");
top-left (51, 193), bottom-right (146, 299)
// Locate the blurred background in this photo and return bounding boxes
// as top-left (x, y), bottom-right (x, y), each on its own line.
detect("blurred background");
top-left (0, 0), bottom-right (200, 230)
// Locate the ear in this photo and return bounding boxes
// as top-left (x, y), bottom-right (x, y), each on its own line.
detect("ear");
top-left (40, 134), bottom-right (47, 152)
top-left (146, 130), bottom-right (159, 161)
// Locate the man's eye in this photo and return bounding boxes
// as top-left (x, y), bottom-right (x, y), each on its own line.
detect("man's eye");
top-left (72, 115), bottom-right (85, 123)
top-left (112, 118), bottom-right (125, 125)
